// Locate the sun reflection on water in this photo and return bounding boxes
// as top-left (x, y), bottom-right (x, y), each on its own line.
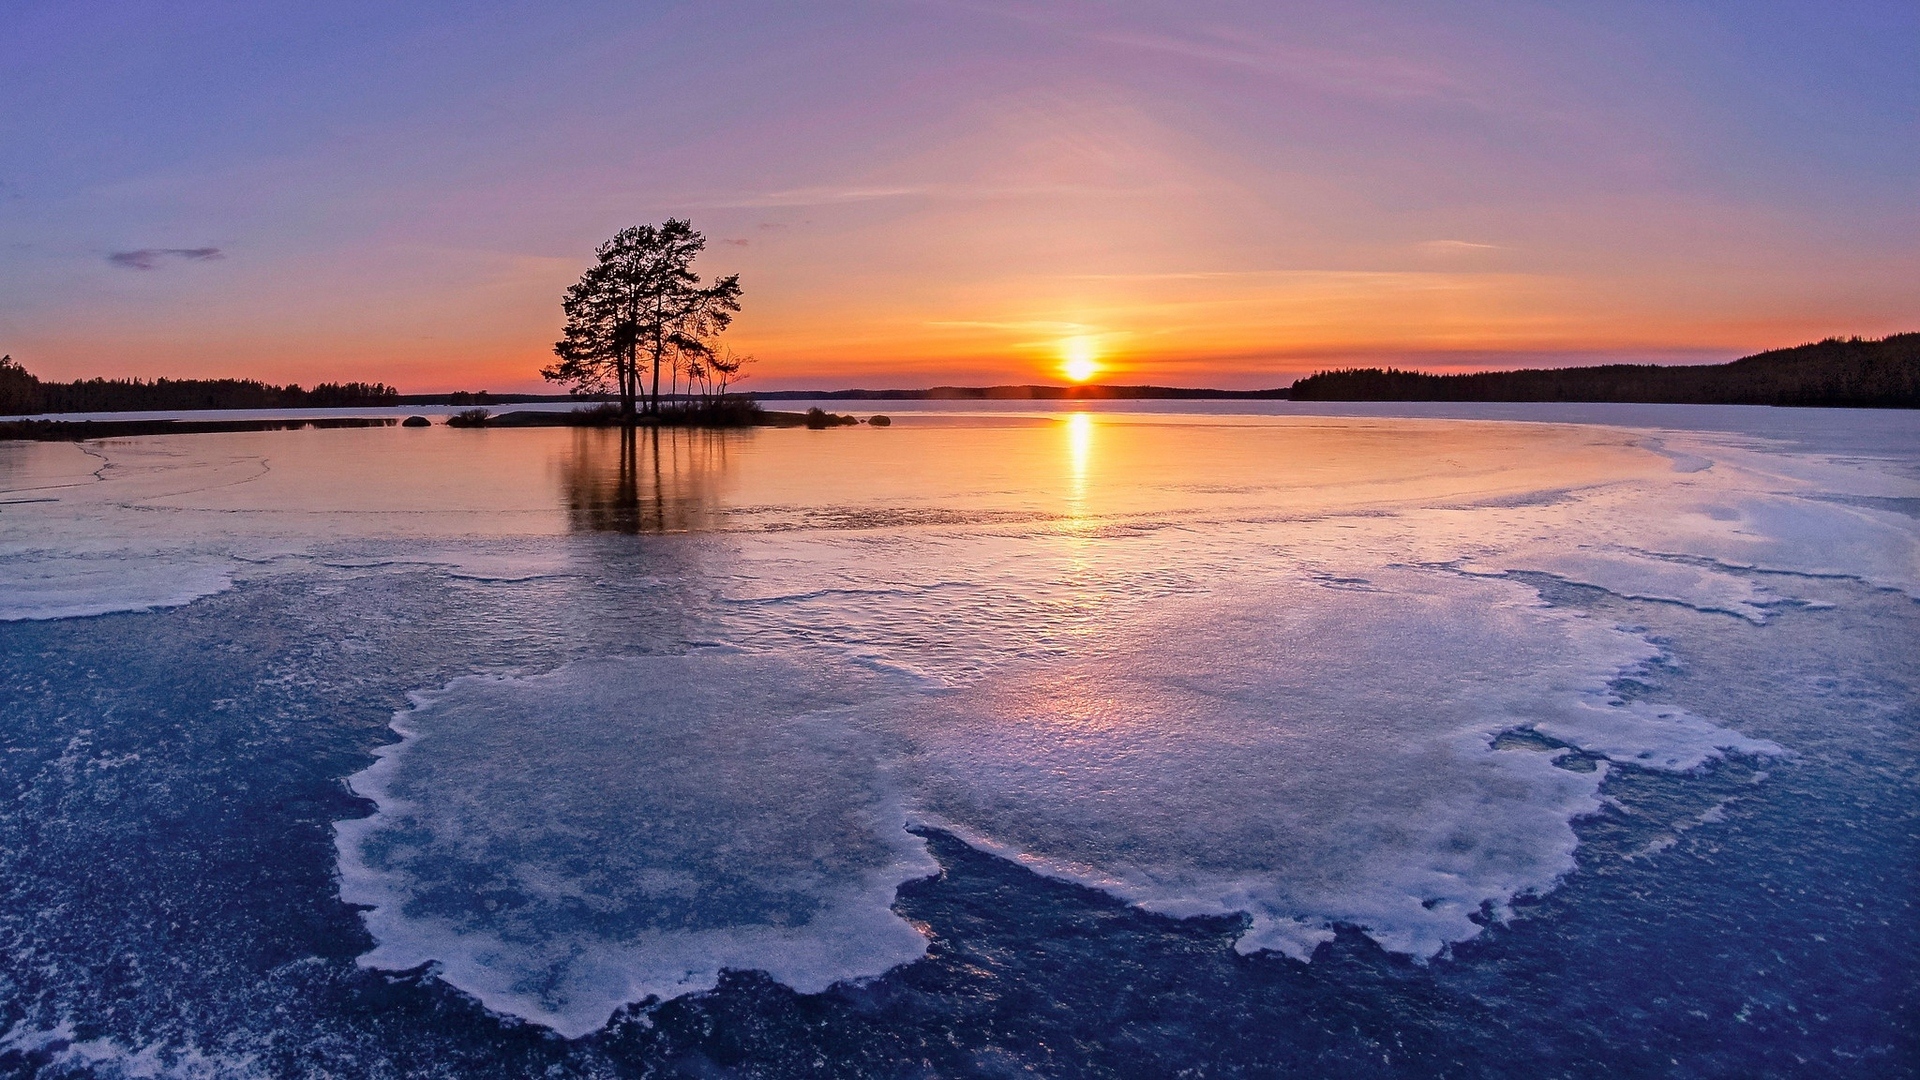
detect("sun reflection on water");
top-left (1065, 412), bottom-right (1094, 514)
top-left (1058, 411), bottom-right (1103, 633)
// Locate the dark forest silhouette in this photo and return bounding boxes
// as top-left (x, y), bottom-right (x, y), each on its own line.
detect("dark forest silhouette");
top-left (1289, 333), bottom-right (1918, 407)
top-left (0, 355), bottom-right (397, 415)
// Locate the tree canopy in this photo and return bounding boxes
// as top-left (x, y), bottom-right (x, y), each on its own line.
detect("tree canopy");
top-left (0, 355), bottom-right (398, 416)
top-left (1288, 333), bottom-right (1919, 407)
top-left (542, 220), bottom-right (742, 421)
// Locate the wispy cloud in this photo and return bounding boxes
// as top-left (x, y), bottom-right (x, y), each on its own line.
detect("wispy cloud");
top-left (108, 247), bottom-right (223, 270)
top-left (1096, 29), bottom-right (1483, 109)
top-left (1418, 240), bottom-right (1502, 252)
top-left (927, 3), bottom-right (1514, 115)
top-left (698, 180), bottom-right (1143, 210)
top-left (701, 185), bottom-right (924, 209)
top-left (1064, 270), bottom-right (1275, 282)
top-left (925, 319), bottom-right (1091, 332)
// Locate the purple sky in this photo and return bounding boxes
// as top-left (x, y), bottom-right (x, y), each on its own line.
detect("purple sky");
top-left (3, 1), bottom-right (1915, 390)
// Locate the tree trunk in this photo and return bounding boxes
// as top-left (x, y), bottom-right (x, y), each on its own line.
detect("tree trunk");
top-left (620, 343), bottom-right (637, 425)
top-left (649, 328), bottom-right (663, 416)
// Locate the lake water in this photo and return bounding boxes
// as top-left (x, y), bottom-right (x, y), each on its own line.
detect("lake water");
top-left (1, 403), bottom-right (1914, 1076)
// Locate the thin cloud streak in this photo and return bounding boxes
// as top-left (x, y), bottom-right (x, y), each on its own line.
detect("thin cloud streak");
top-left (107, 247), bottom-right (224, 271)
top-left (925, 319), bottom-right (1091, 332)
top-left (933, 1), bottom-right (1501, 111)
top-left (1417, 240), bottom-right (1504, 253)
top-left (693, 180), bottom-right (1160, 210)
top-left (1094, 29), bottom-right (1488, 109)
top-left (708, 185), bottom-right (923, 208)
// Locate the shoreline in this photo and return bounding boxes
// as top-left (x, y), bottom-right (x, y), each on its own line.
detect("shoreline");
top-left (0, 408), bottom-right (874, 441)
top-left (4, 399), bottom-right (1913, 450)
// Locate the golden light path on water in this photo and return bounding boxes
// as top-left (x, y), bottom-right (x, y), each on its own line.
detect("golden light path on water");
top-left (1060, 410), bottom-right (1099, 634)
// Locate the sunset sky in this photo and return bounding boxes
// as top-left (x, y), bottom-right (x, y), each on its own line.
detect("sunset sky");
top-left (3, 1), bottom-right (1916, 392)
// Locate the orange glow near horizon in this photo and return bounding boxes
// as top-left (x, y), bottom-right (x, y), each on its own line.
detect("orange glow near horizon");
top-left (9, 258), bottom-right (1909, 395)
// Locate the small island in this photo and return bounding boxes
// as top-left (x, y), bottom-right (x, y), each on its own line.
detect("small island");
top-left (441, 404), bottom-right (865, 430)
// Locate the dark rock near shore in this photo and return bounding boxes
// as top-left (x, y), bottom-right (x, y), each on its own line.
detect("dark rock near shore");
top-left (402, 416), bottom-right (431, 427)
top-left (484, 410), bottom-right (573, 427)
top-left (753, 408), bottom-right (858, 428)
top-left (804, 407), bottom-right (859, 429)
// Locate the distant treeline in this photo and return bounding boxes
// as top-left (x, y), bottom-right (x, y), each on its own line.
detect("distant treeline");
top-left (0, 356), bottom-right (399, 415)
top-left (395, 391), bottom-right (597, 406)
top-left (1289, 334), bottom-right (1919, 408)
top-left (753, 384), bottom-right (1290, 400)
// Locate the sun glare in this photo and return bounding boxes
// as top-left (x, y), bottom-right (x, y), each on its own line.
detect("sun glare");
top-left (1062, 337), bottom-right (1099, 383)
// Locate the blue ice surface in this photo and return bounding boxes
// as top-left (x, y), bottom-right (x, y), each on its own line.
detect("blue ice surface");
top-left (0, 406), bottom-right (1915, 1076)
top-left (0, 557), bottom-right (1913, 1077)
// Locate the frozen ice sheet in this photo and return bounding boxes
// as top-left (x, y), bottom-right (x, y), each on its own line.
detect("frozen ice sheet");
top-left (884, 569), bottom-right (1777, 962)
top-left (336, 652), bottom-right (936, 1038)
top-left (0, 552), bottom-right (236, 621)
top-left (5, 408), bottom-right (1911, 1037)
top-left (343, 567), bottom-right (1781, 1034)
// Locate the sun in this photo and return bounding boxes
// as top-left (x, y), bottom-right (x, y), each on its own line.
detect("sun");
top-left (1061, 337), bottom-right (1099, 382)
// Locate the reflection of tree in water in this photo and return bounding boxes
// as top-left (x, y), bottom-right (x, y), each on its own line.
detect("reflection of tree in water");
top-left (560, 426), bottom-right (737, 533)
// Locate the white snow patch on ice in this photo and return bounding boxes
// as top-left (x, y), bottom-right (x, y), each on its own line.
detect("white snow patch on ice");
top-left (0, 554), bottom-right (235, 621)
top-left (880, 570), bottom-right (1777, 963)
top-left (1533, 699), bottom-right (1781, 771)
top-left (1463, 548), bottom-right (1777, 622)
top-left (336, 653), bottom-right (938, 1038)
